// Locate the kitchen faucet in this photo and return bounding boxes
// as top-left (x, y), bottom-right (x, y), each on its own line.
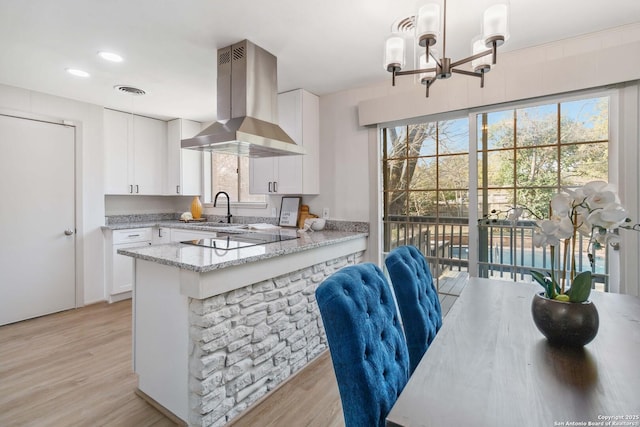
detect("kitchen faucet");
top-left (213, 191), bottom-right (233, 223)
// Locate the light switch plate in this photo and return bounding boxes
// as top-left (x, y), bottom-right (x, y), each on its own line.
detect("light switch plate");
top-left (271, 207), bottom-right (277, 217)
top-left (322, 208), bottom-right (330, 219)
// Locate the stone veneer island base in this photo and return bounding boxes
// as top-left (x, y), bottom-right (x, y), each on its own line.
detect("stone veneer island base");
top-left (123, 232), bottom-right (367, 426)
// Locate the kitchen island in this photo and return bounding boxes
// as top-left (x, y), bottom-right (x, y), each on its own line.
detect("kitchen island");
top-left (118, 229), bottom-right (367, 426)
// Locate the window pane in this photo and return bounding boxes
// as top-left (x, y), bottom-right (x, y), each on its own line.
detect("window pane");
top-left (239, 156), bottom-right (265, 203)
top-left (438, 190), bottom-right (469, 218)
top-left (516, 187), bottom-right (556, 219)
top-left (385, 126), bottom-right (407, 158)
top-left (485, 150), bottom-right (514, 188)
top-left (211, 153), bottom-right (239, 201)
top-left (440, 118), bottom-right (469, 154)
top-left (515, 146), bottom-right (558, 187)
top-left (477, 152), bottom-right (484, 188)
top-left (385, 191), bottom-right (407, 218)
top-left (483, 110), bottom-right (514, 150)
top-left (560, 143), bottom-right (608, 186)
top-left (409, 157), bottom-right (436, 190)
top-left (439, 154), bottom-right (469, 189)
top-left (408, 191), bottom-right (437, 217)
top-left (385, 159), bottom-right (407, 190)
top-left (561, 97), bottom-right (608, 143)
top-left (484, 189), bottom-right (515, 217)
top-left (516, 105), bottom-right (558, 147)
top-left (413, 124), bottom-right (437, 157)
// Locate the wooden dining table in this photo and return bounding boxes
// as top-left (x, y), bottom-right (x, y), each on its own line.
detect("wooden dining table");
top-left (386, 277), bottom-right (640, 427)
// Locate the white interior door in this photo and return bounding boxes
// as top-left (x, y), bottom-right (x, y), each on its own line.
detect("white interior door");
top-left (0, 114), bottom-right (76, 326)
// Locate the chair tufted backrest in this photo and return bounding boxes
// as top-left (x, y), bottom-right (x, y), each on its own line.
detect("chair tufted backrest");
top-left (385, 245), bottom-right (442, 375)
top-left (315, 263), bottom-right (409, 427)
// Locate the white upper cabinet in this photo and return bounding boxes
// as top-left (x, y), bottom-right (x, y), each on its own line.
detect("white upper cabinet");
top-left (167, 119), bottom-right (202, 196)
top-left (104, 109), bottom-right (167, 195)
top-left (250, 89), bottom-right (319, 195)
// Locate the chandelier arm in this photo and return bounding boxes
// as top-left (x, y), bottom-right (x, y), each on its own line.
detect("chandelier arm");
top-left (492, 41), bottom-right (498, 65)
top-left (395, 67), bottom-right (437, 77)
top-left (450, 49), bottom-right (493, 68)
top-left (428, 49), bottom-right (442, 68)
top-left (425, 77), bottom-right (436, 98)
top-left (451, 69), bottom-right (482, 78)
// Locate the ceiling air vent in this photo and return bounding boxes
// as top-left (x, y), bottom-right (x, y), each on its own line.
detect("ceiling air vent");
top-left (113, 85), bottom-right (146, 96)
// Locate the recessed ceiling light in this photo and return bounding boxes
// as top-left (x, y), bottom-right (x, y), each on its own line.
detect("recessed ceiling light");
top-left (98, 51), bottom-right (123, 62)
top-left (66, 68), bottom-right (90, 78)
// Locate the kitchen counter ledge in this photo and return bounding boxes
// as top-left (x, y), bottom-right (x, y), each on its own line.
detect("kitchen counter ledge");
top-left (101, 220), bottom-right (241, 232)
top-left (118, 230), bottom-right (367, 300)
top-left (118, 230), bottom-right (366, 273)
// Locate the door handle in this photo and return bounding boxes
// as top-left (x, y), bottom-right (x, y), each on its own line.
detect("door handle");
top-left (64, 229), bottom-right (74, 236)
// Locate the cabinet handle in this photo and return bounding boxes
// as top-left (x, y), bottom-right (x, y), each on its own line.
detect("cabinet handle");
top-left (135, 185), bottom-right (139, 193)
top-left (129, 185), bottom-right (133, 194)
top-left (268, 182), bottom-right (272, 192)
top-left (176, 185), bottom-right (180, 194)
top-left (128, 234), bottom-right (141, 238)
top-left (158, 228), bottom-right (163, 238)
top-left (274, 181), bottom-right (278, 193)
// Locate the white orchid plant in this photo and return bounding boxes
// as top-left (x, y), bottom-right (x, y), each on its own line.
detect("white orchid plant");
top-left (529, 180), bottom-right (635, 303)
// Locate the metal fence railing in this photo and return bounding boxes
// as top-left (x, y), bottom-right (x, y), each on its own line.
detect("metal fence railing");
top-left (384, 216), bottom-right (609, 292)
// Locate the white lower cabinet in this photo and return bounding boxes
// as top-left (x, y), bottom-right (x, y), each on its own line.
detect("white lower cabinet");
top-left (106, 228), bottom-right (152, 302)
top-left (170, 228), bottom-right (217, 242)
top-left (152, 226), bottom-right (171, 245)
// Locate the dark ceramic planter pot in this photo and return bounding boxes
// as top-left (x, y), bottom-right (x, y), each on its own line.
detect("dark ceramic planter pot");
top-left (531, 292), bottom-right (599, 347)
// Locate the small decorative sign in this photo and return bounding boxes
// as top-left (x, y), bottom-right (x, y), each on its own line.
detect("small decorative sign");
top-left (279, 197), bottom-right (302, 228)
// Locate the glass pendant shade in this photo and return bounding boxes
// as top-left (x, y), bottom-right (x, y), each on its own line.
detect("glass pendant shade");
top-left (471, 37), bottom-right (491, 72)
top-left (416, 3), bottom-right (441, 47)
top-left (419, 53), bottom-right (437, 83)
top-left (384, 35), bottom-right (406, 71)
top-left (483, 3), bottom-right (510, 46)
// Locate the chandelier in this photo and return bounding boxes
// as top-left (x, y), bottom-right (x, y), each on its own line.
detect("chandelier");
top-left (384, 0), bottom-right (510, 97)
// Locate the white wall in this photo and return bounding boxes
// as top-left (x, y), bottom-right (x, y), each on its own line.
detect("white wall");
top-left (0, 83), bottom-right (106, 304)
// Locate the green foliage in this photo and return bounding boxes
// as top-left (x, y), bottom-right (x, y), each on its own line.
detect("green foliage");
top-left (567, 271), bottom-right (592, 303)
top-left (530, 270), bottom-right (561, 299)
top-left (530, 269), bottom-right (592, 303)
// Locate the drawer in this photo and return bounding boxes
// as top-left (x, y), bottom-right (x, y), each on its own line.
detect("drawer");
top-left (113, 228), bottom-right (153, 244)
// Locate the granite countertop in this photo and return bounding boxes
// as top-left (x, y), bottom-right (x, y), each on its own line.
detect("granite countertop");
top-left (117, 230), bottom-right (368, 273)
top-left (101, 220), bottom-right (243, 232)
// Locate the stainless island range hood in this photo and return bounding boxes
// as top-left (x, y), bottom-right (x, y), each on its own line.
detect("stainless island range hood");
top-left (181, 40), bottom-right (304, 157)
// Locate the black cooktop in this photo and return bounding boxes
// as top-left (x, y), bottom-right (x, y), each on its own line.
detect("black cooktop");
top-left (181, 232), bottom-right (298, 250)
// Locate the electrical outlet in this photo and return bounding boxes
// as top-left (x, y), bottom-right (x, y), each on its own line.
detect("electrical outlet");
top-left (322, 208), bottom-right (330, 219)
top-left (271, 207), bottom-right (277, 217)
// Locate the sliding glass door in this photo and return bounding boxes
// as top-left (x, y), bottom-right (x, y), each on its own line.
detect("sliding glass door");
top-left (381, 94), bottom-right (612, 292)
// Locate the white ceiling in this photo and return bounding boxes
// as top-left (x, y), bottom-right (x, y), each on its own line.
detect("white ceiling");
top-left (1, 0), bottom-right (639, 122)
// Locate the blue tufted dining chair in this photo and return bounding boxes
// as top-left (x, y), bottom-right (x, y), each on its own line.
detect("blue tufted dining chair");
top-left (315, 263), bottom-right (409, 427)
top-left (385, 245), bottom-right (442, 375)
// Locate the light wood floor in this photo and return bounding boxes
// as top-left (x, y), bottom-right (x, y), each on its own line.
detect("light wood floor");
top-left (0, 300), bottom-right (344, 427)
top-left (0, 275), bottom-right (464, 427)
top-left (0, 300), bottom-right (174, 427)
top-left (228, 351), bottom-right (343, 427)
